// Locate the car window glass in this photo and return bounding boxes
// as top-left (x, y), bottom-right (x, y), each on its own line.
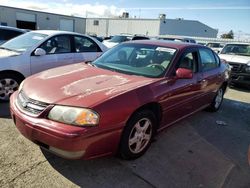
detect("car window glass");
top-left (93, 44), bottom-right (176, 78)
top-left (102, 46), bottom-right (134, 64)
top-left (74, 36), bottom-right (100, 52)
top-left (2, 32), bottom-right (48, 52)
top-left (214, 53), bottom-right (220, 65)
top-left (221, 44), bottom-right (250, 56)
top-left (177, 52), bottom-right (198, 73)
top-left (0, 29), bottom-right (22, 40)
top-left (40, 35), bottom-right (71, 54)
top-left (199, 48), bottom-right (218, 71)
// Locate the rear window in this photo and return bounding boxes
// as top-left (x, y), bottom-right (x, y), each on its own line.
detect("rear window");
top-left (0, 29), bottom-right (23, 41)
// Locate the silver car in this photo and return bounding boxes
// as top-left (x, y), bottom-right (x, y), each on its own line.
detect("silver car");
top-left (0, 30), bottom-right (108, 101)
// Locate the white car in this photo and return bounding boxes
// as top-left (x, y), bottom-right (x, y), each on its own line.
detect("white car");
top-left (0, 30), bottom-right (108, 101)
top-left (219, 43), bottom-right (250, 88)
top-left (206, 42), bottom-right (224, 53)
top-left (103, 34), bottom-right (150, 48)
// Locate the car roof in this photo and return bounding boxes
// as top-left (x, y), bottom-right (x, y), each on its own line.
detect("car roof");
top-left (126, 40), bottom-right (202, 50)
top-left (0, 25), bottom-right (27, 33)
top-left (30, 30), bottom-right (83, 36)
top-left (159, 36), bottom-right (194, 40)
top-left (224, 43), bottom-right (250, 45)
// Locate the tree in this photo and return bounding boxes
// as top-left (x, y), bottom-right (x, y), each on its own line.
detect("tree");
top-left (221, 30), bottom-right (234, 39)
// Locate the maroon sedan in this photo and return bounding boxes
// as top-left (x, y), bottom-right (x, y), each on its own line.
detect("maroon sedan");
top-left (10, 41), bottom-right (230, 160)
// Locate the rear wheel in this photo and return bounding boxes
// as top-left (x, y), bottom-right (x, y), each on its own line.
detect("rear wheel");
top-left (0, 73), bottom-right (23, 102)
top-left (119, 110), bottom-right (156, 159)
top-left (207, 87), bottom-right (224, 112)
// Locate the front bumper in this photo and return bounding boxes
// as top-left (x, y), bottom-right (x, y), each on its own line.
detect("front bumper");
top-left (10, 92), bottom-right (123, 160)
top-left (230, 73), bottom-right (250, 86)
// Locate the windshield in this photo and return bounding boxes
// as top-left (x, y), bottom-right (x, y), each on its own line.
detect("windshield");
top-left (1, 32), bottom-right (48, 52)
top-left (221, 44), bottom-right (250, 56)
top-left (109, 35), bottom-right (131, 43)
top-left (93, 43), bottom-right (177, 78)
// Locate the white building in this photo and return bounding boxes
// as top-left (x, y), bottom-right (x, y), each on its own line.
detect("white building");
top-left (86, 17), bottom-right (218, 38)
top-left (0, 5), bottom-right (218, 38)
top-left (0, 5), bottom-right (86, 33)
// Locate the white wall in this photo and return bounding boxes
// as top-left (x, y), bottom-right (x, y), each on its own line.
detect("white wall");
top-left (86, 18), bottom-right (160, 37)
top-left (86, 19), bottom-right (108, 36)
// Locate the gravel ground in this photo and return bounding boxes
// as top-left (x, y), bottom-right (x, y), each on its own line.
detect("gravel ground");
top-left (0, 87), bottom-right (249, 188)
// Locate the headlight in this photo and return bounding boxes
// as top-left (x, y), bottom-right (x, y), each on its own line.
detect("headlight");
top-left (245, 62), bottom-right (250, 72)
top-left (48, 105), bottom-right (99, 126)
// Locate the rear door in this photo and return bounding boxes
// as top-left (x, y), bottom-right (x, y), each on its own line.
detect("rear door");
top-left (30, 34), bottom-right (74, 74)
top-left (198, 48), bottom-right (221, 105)
top-left (73, 35), bottom-right (103, 63)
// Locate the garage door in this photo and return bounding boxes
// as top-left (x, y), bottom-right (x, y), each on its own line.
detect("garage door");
top-left (60, 19), bottom-right (74, 32)
top-left (16, 12), bottom-right (36, 30)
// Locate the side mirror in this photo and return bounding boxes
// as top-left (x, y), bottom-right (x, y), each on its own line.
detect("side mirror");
top-left (176, 68), bottom-right (193, 79)
top-left (34, 48), bottom-right (46, 56)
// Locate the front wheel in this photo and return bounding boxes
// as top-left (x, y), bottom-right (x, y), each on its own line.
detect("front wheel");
top-left (207, 87), bottom-right (224, 112)
top-left (0, 74), bottom-right (23, 102)
top-left (119, 110), bottom-right (157, 160)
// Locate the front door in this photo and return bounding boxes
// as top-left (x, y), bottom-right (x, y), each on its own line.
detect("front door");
top-left (157, 50), bottom-right (204, 128)
top-left (30, 35), bottom-right (74, 74)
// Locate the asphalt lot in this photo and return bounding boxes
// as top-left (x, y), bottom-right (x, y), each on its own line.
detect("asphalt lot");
top-left (0, 87), bottom-right (249, 188)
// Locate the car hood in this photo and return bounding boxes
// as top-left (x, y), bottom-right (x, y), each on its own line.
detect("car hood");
top-left (22, 63), bottom-right (155, 107)
top-left (219, 54), bottom-right (250, 64)
top-left (0, 49), bottom-right (21, 58)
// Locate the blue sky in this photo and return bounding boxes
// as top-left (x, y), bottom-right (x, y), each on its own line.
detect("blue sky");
top-left (1, 0), bottom-right (249, 38)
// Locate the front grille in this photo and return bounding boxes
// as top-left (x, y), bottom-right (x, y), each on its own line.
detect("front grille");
top-left (17, 91), bottom-right (49, 115)
top-left (228, 62), bottom-right (243, 72)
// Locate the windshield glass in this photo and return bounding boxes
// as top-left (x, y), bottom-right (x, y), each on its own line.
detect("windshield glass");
top-left (1, 32), bottom-right (48, 52)
top-left (93, 43), bottom-right (177, 78)
top-left (221, 44), bottom-right (250, 56)
top-left (109, 35), bottom-right (131, 43)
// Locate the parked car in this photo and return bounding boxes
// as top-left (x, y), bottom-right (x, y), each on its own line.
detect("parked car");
top-left (0, 30), bottom-right (108, 101)
top-left (219, 43), bottom-right (250, 88)
top-left (158, 36), bottom-right (196, 43)
top-left (103, 34), bottom-right (150, 48)
top-left (10, 40), bottom-right (229, 160)
top-left (0, 26), bottom-right (27, 44)
top-left (206, 42), bottom-right (224, 53)
top-left (87, 33), bottom-right (104, 42)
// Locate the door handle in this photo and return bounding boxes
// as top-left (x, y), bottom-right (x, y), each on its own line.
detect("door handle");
top-left (198, 79), bottom-right (206, 83)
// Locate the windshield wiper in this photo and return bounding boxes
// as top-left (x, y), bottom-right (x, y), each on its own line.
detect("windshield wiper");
top-left (0, 46), bottom-right (18, 52)
top-left (85, 61), bottom-right (96, 67)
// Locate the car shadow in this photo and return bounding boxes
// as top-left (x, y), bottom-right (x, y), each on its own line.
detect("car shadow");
top-left (0, 102), bottom-right (11, 119)
top-left (41, 149), bottom-right (150, 187)
top-left (42, 97), bottom-right (250, 188)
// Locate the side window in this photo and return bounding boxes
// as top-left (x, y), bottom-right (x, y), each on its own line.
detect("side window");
top-left (40, 35), bottom-right (71, 54)
top-left (74, 36), bottom-right (101, 52)
top-left (199, 48), bottom-right (219, 71)
top-left (177, 52), bottom-right (198, 73)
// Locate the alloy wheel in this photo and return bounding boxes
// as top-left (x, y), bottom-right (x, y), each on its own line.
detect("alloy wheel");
top-left (214, 88), bottom-right (223, 109)
top-left (0, 78), bottom-right (19, 101)
top-left (128, 118), bottom-right (152, 154)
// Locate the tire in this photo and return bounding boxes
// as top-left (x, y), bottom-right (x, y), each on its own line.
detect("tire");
top-left (119, 110), bottom-right (157, 160)
top-left (0, 73), bottom-right (23, 102)
top-left (207, 87), bottom-right (224, 112)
